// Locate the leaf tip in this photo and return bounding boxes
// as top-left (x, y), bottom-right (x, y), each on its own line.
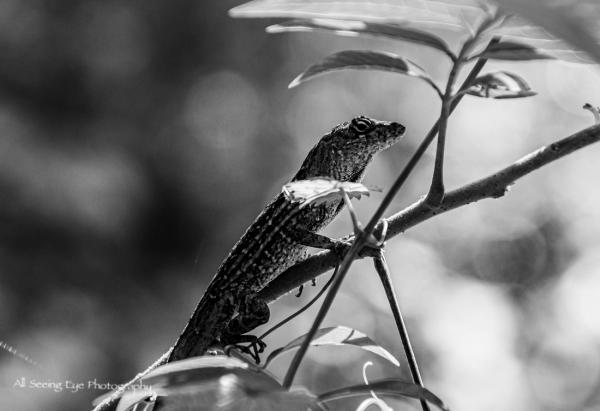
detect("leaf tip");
top-left (265, 24), bottom-right (283, 34)
top-left (288, 76), bottom-right (303, 89)
top-left (227, 6), bottom-right (241, 18)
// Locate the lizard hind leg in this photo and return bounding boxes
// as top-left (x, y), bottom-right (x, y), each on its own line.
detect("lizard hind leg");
top-left (222, 294), bottom-right (270, 363)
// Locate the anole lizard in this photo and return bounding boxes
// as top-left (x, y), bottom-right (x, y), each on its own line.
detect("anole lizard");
top-left (92, 116), bottom-right (405, 411)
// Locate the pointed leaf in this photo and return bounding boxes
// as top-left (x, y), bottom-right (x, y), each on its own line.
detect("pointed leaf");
top-left (230, 0), bottom-right (487, 30)
top-left (492, 0), bottom-right (600, 64)
top-left (283, 178), bottom-right (378, 206)
top-left (318, 379), bottom-right (449, 411)
top-left (289, 50), bottom-right (440, 95)
top-left (480, 16), bottom-right (595, 63)
top-left (465, 71), bottom-right (536, 99)
top-left (267, 19), bottom-right (454, 58)
top-left (470, 40), bottom-right (553, 61)
top-left (264, 326), bottom-right (400, 368)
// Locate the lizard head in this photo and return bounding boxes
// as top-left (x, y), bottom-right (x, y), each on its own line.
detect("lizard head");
top-left (292, 116), bottom-right (406, 182)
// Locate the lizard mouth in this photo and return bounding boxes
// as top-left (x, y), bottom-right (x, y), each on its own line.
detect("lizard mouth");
top-left (377, 120), bottom-right (406, 149)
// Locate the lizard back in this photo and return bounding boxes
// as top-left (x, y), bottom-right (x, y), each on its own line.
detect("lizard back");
top-left (169, 116), bottom-right (406, 361)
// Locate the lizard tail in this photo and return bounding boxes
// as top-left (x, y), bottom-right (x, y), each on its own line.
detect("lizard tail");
top-left (92, 293), bottom-right (232, 409)
top-left (168, 294), bottom-right (233, 362)
top-left (91, 349), bottom-right (171, 411)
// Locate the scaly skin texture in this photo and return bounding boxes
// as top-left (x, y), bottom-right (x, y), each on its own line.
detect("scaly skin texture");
top-left (92, 116), bottom-right (405, 411)
top-left (169, 116), bottom-right (405, 360)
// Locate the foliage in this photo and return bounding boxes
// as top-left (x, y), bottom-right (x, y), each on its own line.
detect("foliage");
top-left (263, 326), bottom-right (400, 368)
top-left (96, 1), bottom-right (600, 410)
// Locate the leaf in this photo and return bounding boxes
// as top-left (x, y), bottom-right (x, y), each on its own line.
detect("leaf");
top-left (465, 71), bottom-right (536, 99)
top-left (283, 178), bottom-right (378, 206)
top-left (229, 0), bottom-right (488, 31)
top-left (267, 19), bottom-right (454, 58)
top-left (479, 15), bottom-right (596, 63)
top-left (128, 357), bottom-right (322, 411)
top-left (117, 392), bottom-right (157, 411)
top-left (470, 40), bottom-right (553, 61)
top-left (152, 374), bottom-right (322, 411)
top-left (492, 0), bottom-right (600, 64)
top-left (289, 50), bottom-right (440, 94)
top-left (96, 357), bottom-right (287, 411)
top-left (143, 356), bottom-right (280, 391)
top-left (160, 380), bottom-right (323, 411)
top-left (318, 379), bottom-right (449, 411)
top-left (264, 326), bottom-right (400, 368)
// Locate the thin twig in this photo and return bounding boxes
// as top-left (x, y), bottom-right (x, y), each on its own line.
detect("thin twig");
top-left (258, 268), bottom-right (337, 342)
top-left (373, 252), bottom-right (429, 411)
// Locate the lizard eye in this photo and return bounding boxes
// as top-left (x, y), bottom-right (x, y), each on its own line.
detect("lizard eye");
top-left (350, 117), bottom-right (375, 134)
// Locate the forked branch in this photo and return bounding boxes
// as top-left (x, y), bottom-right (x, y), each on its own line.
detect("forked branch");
top-left (259, 122), bottom-right (600, 303)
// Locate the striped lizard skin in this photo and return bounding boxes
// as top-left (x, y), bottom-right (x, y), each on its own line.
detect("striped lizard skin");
top-left (93, 116), bottom-right (405, 411)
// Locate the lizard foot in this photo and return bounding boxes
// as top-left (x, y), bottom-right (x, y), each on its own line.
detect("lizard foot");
top-left (331, 238), bottom-right (354, 259)
top-left (224, 335), bottom-right (267, 364)
top-left (295, 279), bottom-right (317, 298)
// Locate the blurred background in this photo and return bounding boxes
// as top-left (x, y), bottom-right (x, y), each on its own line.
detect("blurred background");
top-left (1, 1), bottom-right (600, 410)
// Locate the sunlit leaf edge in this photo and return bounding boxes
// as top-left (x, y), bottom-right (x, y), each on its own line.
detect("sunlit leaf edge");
top-left (283, 178), bottom-right (377, 206)
top-left (229, 0), bottom-right (487, 30)
top-left (318, 379), bottom-right (449, 411)
top-left (264, 326), bottom-right (400, 368)
top-left (491, 0), bottom-right (600, 64)
top-left (267, 19), bottom-right (454, 58)
top-left (465, 70), bottom-right (536, 99)
top-left (289, 50), bottom-right (441, 96)
top-left (469, 40), bottom-right (554, 61)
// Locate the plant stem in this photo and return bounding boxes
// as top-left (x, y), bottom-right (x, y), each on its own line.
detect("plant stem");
top-left (374, 253), bottom-right (429, 411)
top-left (426, 98), bottom-right (450, 205)
top-left (426, 14), bottom-right (501, 205)
top-left (282, 236), bottom-right (363, 388)
top-left (258, 269), bottom-right (337, 342)
top-left (281, 37), bottom-right (500, 390)
top-left (426, 46), bottom-right (466, 203)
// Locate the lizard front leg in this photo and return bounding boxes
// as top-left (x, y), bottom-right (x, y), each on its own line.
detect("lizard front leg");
top-left (223, 227), bottom-right (345, 327)
top-left (295, 226), bottom-right (384, 259)
top-left (222, 229), bottom-right (355, 362)
top-left (292, 228), bottom-right (354, 256)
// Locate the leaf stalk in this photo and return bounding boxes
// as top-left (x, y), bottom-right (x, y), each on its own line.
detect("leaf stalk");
top-left (426, 16), bottom-right (501, 205)
top-left (373, 253), bottom-right (429, 411)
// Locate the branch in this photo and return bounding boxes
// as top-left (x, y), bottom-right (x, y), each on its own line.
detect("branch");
top-left (258, 123), bottom-right (600, 304)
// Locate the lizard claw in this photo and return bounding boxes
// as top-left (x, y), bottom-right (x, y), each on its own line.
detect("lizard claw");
top-left (295, 279), bottom-right (316, 298)
top-left (331, 238), bottom-right (353, 258)
top-left (224, 335), bottom-right (267, 364)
